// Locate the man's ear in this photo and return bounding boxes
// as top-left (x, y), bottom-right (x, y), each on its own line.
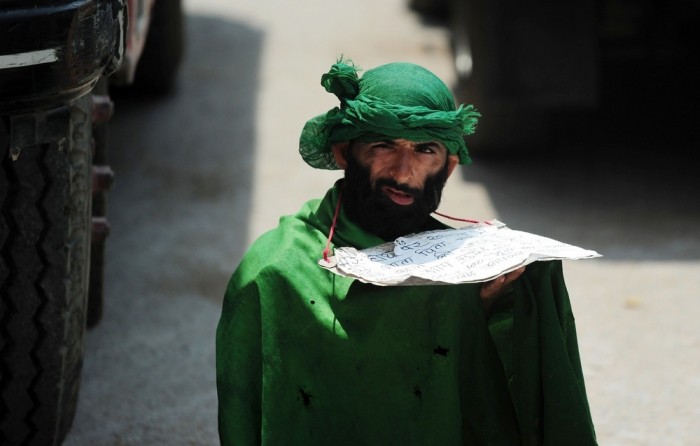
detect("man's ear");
top-left (446, 155), bottom-right (459, 178)
top-left (331, 142), bottom-right (350, 169)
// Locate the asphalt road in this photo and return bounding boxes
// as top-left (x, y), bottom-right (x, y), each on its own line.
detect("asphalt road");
top-left (64, 1), bottom-right (700, 445)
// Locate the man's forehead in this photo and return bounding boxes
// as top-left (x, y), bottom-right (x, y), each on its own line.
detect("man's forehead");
top-left (352, 138), bottom-right (448, 149)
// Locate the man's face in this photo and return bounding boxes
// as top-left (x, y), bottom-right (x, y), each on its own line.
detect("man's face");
top-left (339, 138), bottom-right (457, 240)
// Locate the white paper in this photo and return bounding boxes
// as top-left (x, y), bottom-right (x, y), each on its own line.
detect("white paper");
top-left (319, 220), bottom-right (601, 286)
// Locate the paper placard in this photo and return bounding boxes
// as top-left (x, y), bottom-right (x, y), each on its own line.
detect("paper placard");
top-left (319, 221), bottom-right (601, 286)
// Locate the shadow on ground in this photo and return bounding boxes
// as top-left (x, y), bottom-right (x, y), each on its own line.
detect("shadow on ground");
top-left (64, 13), bottom-right (263, 445)
top-left (106, 13), bottom-right (263, 302)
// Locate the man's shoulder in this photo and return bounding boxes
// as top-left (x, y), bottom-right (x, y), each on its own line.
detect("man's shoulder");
top-left (233, 209), bottom-right (328, 280)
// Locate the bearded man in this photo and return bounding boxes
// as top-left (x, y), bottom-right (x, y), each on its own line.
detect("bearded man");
top-left (216, 59), bottom-right (598, 445)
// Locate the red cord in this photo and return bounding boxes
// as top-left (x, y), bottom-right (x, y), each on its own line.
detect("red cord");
top-left (323, 189), bottom-right (343, 263)
top-left (433, 211), bottom-right (491, 225)
top-left (323, 199), bottom-right (486, 262)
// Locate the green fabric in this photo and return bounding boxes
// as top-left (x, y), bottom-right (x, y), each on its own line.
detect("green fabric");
top-left (299, 59), bottom-right (480, 170)
top-left (216, 181), bottom-right (597, 446)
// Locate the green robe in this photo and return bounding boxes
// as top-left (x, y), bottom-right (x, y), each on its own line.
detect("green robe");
top-left (216, 181), bottom-right (597, 445)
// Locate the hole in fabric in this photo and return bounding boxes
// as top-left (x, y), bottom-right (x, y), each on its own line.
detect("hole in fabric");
top-left (433, 345), bottom-right (449, 356)
top-left (299, 388), bottom-right (313, 407)
top-left (413, 385), bottom-right (422, 400)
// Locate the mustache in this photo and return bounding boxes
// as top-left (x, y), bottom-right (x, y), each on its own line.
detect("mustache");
top-left (373, 178), bottom-right (423, 197)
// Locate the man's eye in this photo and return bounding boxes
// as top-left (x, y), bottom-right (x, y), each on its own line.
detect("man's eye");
top-left (417, 144), bottom-right (437, 154)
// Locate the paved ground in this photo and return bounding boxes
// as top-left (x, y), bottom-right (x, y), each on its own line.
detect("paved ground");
top-left (64, 0), bottom-right (700, 445)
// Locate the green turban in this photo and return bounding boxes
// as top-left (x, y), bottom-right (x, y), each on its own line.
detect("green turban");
top-left (299, 58), bottom-right (480, 170)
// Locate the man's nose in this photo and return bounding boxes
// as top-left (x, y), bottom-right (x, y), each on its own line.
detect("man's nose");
top-left (389, 149), bottom-right (414, 184)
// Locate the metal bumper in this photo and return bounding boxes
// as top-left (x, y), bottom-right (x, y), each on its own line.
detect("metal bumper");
top-left (0, 0), bottom-right (126, 112)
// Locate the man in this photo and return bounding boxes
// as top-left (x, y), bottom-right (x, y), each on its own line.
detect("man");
top-left (216, 59), bottom-right (597, 445)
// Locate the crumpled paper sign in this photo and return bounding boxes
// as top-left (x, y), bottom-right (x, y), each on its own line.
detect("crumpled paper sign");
top-left (319, 220), bottom-right (601, 286)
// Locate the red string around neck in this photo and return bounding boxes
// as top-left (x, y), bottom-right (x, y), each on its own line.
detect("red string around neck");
top-left (322, 188), bottom-right (343, 263)
top-left (433, 211), bottom-right (492, 225)
top-left (322, 193), bottom-right (489, 262)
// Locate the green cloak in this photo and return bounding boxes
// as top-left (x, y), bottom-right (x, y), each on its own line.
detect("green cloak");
top-left (216, 181), bottom-right (597, 445)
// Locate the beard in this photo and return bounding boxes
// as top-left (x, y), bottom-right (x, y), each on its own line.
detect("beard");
top-left (342, 152), bottom-right (450, 241)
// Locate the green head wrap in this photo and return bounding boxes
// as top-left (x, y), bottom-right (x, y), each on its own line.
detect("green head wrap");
top-left (299, 58), bottom-right (480, 169)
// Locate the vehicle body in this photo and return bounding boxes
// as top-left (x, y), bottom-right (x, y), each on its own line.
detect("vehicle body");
top-left (0, 1), bottom-right (183, 444)
top-left (410, 0), bottom-right (700, 156)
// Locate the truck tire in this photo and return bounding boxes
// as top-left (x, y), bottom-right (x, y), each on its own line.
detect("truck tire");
top-left (0, 94), bottom-right (92, 446)
top-left (449, 0), bottom-right (550, 159)
top-left (131, 0), bottom-right (185, 96)
top-left (448, 0), bottom-right (597, 159)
